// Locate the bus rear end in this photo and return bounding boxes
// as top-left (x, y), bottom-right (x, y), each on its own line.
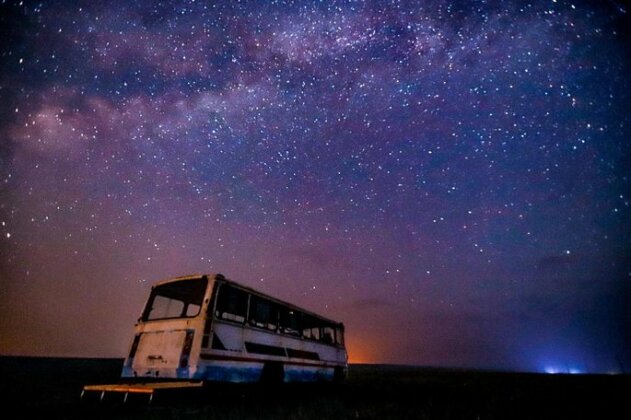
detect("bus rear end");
top-left (121, 275), bottom-right (211, 380)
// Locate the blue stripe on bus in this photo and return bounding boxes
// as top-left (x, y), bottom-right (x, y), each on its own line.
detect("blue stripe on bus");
top-left (284, 367), bottom-right (333, 382)
top-left (194, 364), bottom-right (334, 382)
top-left (194, 365), bottom-right (262, 382)
top-left (121, 363), bottom-right (336, 383)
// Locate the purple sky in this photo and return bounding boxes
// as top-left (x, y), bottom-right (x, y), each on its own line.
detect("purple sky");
top-left (1, 0), bottom-right (629, 372)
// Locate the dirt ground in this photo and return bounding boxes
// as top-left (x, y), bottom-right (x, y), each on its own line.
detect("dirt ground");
top-left (0, 357), bottom-right (628, 419)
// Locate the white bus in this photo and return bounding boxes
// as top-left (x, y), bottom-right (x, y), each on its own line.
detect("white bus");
top-left (120, 273), bottom-right (348, 383)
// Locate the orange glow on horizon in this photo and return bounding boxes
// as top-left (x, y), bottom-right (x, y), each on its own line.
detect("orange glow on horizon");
top-left (346, 336), bottom-right (380, 364)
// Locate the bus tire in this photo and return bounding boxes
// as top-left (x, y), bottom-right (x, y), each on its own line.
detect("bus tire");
top-left (261, 362), bottom-right (284, 384)
top-left (333, 366), bottom-right (345, 383)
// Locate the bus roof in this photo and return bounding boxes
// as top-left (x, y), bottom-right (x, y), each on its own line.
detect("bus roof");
top-left (152, 273), bottom-right (344, 328)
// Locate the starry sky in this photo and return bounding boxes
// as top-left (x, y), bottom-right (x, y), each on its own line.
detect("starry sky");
top-left (0, 0), bottom-right (629, 373)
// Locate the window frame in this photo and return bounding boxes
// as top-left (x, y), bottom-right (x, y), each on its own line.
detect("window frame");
top-left (214, 283), bottom-right (249, 324)
top-left (141, 277), bottom-right (208, 322)
top-left (212, 281), bottom-right (345, 348)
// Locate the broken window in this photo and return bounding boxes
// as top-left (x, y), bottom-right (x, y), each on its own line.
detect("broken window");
top-left (301, 315), bottom-right (321, 341)
top-left (336, 326), bottom-right (345, 346)
top-left (215, 284), bottom-right (248, 323)
top-left (279, 308), bottom-right (302, 336)
top-left (321, 325), bottom-right (335, 345)
top-left (142, 277), bottom-right (207, 321)
top-left (249, 296), bottom-right (279, 331)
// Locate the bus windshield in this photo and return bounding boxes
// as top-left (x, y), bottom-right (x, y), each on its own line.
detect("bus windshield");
top-left (142, 277), bottom-right (207, 321)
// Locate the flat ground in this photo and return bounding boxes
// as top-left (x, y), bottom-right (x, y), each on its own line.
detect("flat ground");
top-left (0, 357), bottom-right (628, 419)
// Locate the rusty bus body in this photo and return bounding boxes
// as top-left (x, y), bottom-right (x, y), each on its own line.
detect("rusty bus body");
top-left (120, 273), bottom-right (348, 383)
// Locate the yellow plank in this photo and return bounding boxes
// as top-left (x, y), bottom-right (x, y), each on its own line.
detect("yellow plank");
top-left (83, 381), bottom-right (203, 394)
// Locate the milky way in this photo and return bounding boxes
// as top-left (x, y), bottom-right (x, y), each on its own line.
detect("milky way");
top-left (1, 0), bottom-right (629, 372)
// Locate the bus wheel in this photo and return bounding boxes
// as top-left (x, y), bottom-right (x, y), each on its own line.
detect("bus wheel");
top-left (261, 362), bottom-right (284, 384)
top-left (333, 366), bottom-right (345, 383)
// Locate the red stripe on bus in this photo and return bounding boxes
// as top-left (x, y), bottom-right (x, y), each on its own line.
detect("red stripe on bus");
top-left (199, 353), bottom-right (343, 368)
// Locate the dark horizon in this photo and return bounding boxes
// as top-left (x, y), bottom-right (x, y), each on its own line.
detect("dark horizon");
top-left (1, 0), bottom-right (630, 374)
top-left (2, 355), bottom-right (627, 376)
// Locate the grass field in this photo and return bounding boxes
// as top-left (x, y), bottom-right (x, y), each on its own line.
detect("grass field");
top-left (0, 357), bottom-right (628, 419)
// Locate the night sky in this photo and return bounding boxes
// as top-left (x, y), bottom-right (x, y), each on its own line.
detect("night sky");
top-left (1, 0), bottom-right (629, 373)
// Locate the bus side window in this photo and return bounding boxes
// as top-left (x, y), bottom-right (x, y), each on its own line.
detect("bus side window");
top-left (336, 327), bottom-right (344, 346)
top-left (249, 296), bottom-right (278, 331)
top-left (302, 316), bottom-right (320, 341)
top-left (321, 325), bottom-right (335, 345)
top-left (279, 308), bottom-right (301, 336)
top-left (267, 302), bottom-right (279, 331)
top-left (215, 284), bottom-right (247, 323)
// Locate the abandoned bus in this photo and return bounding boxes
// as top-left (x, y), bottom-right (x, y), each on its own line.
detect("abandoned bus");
top-left (121, 273), bottom-right (347, 383)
